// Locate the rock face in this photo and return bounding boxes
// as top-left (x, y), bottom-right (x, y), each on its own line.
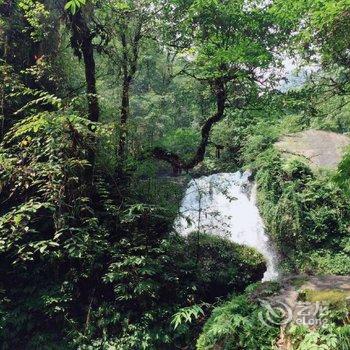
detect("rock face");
top-left (275, 129), bottom-right (350, 169)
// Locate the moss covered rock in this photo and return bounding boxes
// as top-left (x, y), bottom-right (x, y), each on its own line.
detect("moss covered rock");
top-left (185, 232), bottom-right (266, 301)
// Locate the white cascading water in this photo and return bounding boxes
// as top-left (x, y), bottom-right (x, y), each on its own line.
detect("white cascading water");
top-left (174, 171), bottom-right (279, 281)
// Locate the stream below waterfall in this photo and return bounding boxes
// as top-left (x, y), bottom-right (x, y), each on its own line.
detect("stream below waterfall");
top-left (175, 171), bottom-right (279, 281)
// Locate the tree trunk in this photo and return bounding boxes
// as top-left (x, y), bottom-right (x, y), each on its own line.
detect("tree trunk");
top-left (118, 75), bottom-right (131, 162)
top-left (70, 11), bottom-right (99, 124)
top-left (69, 10), bottom-right (100, 179)
top-left (116, 22), bottom-right (142, 165)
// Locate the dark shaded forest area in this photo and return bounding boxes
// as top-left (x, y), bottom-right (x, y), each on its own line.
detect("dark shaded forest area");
top-left (1, 0), bottom-right (350, 349)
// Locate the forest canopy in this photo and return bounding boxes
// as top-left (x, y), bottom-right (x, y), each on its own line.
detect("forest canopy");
top-left (1, 0), bottom-right (350, 349)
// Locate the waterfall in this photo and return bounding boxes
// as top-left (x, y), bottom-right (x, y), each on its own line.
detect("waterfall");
top-left (175, 171), bottom-right (279, 281)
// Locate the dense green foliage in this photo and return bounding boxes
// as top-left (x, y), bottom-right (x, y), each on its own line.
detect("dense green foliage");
top-left (255, 151), bottom-right (350, 274)
top-left (288, 301), bottom-right (350, 350)
top-left (197, 283), bottom-right (282, 350)
top-left (0, 92), bottom-right (264, 347)
top-left (185, 233), bottom-right (266, 301)
top-left (1, 0), bottom-right (350, 348)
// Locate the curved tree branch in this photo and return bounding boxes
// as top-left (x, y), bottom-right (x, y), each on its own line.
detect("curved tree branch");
top-left (153, 79), bottom-right (227, 175)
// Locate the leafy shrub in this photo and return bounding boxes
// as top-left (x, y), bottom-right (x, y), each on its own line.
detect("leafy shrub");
top-left (185, 232), bottom-right (266, 301)
top-left (255, 150), bottom-right (350, 274)
top-left (0, 104), bottom-right (266, 349)
top-left (288, 301), bottom-right (350, 350)
top-left (335, 147), bottom-right (350, 197)
top-left (300, 251), bottom-right (350, 275)
top-left (196, 284), bottom-right (281, 350)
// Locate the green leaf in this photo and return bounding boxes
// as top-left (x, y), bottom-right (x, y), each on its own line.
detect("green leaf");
top-left (64, 0), bottom-right (86, 14)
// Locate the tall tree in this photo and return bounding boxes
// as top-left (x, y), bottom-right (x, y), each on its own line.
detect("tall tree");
top-left (101, 0), bottom-right (165, 164)
top-left (67, 1), bottom-right (101, 176)
top-left (69, 6), bottom-right (100, 125)
top-left (273, 0), bottom-right (350, 67)
top-left (153, 0), bottom-right (283, 174)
